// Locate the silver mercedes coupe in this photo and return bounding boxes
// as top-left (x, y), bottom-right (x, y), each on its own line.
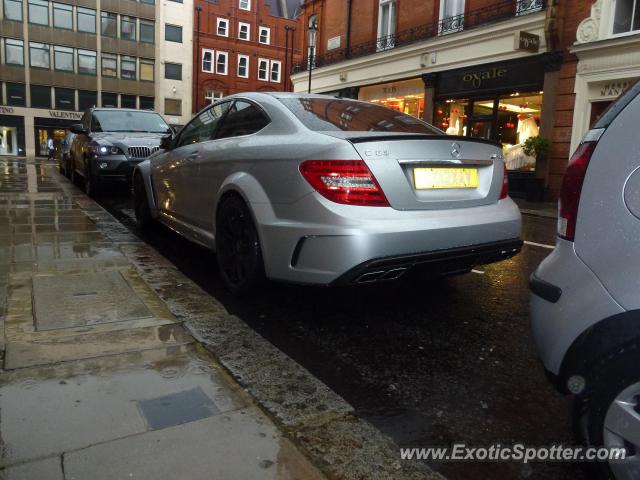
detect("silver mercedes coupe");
top-left (133, 93), bottom-right (522, 293)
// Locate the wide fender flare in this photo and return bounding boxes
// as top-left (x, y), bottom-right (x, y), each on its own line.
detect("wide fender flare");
top-left (133, 160), bottom-right (159, 218)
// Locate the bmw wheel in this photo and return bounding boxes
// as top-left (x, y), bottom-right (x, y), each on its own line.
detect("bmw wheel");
top-left (215, 195), bottom-right (264, 295)
top-left (574, 345), bottom-right (640, 479)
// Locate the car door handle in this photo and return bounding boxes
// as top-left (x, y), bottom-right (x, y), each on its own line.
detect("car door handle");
top-left (186, 152), bottom-right (200, 160)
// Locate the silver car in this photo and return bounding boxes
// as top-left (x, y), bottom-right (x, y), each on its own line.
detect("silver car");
top-left (530, 80), bottom-right (640, 479)
top-left (133, 93), bottom-right (521, 293)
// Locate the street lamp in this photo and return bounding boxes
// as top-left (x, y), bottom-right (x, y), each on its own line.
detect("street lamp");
top-left (307, 20), bottom-right (317, 94)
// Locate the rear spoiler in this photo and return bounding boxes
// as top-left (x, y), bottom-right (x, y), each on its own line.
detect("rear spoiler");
top-left (342, 134), bottom-right (502, 148)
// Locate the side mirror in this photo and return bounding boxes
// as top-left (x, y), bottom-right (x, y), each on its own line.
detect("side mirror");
top-left (70, 123), bottom-right (86, 135)
top-left (159, 133), bottom-right (173, 150)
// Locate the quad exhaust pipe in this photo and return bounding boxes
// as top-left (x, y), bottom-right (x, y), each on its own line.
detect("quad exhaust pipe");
top-left (355, 267), bottom-right (408, 284)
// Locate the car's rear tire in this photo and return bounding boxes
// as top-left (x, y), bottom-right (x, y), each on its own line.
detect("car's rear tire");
top-left (215, 194), bottom-right (264, 295)
top-left (574, 343), bottom-right (640, 480)
top-left (133, 174), bottom-right (154, 231)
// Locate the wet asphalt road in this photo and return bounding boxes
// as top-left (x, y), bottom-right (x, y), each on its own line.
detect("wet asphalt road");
top-left (98, 188), bottom-right (582, 480)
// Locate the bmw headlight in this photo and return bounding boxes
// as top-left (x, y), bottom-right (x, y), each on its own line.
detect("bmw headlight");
top-left (90, 142), bottom-right (122, 156)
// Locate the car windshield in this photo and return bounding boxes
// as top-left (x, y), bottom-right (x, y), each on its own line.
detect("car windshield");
top-left (278, 97), bottom-right (441, 134)
top-left (92, 110), bottom-right (170, 133)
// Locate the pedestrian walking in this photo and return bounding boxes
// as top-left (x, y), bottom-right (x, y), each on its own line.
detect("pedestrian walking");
top-left (47, 137), bottom-right (55, 160)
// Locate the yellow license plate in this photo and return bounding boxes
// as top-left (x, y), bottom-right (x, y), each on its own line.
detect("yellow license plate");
top-left (413, 167), bottom-right (479, 189)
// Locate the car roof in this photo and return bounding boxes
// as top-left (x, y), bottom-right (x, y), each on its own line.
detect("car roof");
top-left (91, 108), bottom-right (158, 113)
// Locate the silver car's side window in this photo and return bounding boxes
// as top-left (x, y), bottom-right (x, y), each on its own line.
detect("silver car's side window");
top-left (215, 100), bottom-right (270, 139)
top-left (176, 102), bottom-right (231, 148)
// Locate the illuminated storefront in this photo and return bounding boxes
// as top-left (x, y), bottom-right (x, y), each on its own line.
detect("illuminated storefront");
top-left (359, 79), bottom-right (425, 119)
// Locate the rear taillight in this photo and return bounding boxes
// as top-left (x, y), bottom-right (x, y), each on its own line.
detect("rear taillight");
top-left (558, 141), bottom-right (597, 241)
top-left (299, 160), bottom-right (389, 207)
top-left (500, 163), bottom-right (508, 200)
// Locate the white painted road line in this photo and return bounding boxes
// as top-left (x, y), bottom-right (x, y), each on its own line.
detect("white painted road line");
top-left (524, 240), bottom-right (555, 250)
top-left (471, 269), bottom-right (485, 275)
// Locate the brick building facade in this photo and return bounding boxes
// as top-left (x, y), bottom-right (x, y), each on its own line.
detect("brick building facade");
top-left (291, 0), bottom-right (619, 200)
top-left (192, 0), bottom-right (303, 113)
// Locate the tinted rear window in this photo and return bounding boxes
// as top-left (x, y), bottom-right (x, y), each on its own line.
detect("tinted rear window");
top-left (594, 79), bottom-right (640, 129)
top-left (279, 97), bottom-right (440, 134)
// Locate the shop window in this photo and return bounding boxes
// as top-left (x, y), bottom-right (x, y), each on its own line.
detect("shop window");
top-left (0, 125), bottom-right (18, 155)
top-left (5, 39), bottom-right (24, 66)
top-left (496, 93), bottom-right (542, 171)
top-left (28, 0), bottom-right (48, 25)
top-left (217, 18), bottom-right (229, 37)
top-left (101, 53), bottom-right (117, 78)
top-left (101, 12), bottom-right (118, 38)
top-left (4, 0), bottom-right (23, 21)
top-left (238, 22), bottom-right (250, 40)
top-left (165, 24), bottom-right (183, 43)
top-left (164, 98), bottom-right (182, 116)
top-left (139, 96), bottom-right (154, 110)
top-left (121, 56), bottom-right (137, 80)
top-left (371, 94), bottom-right (425, 119)
top-left (55, 88), bottom-right (75, 110)
top-left (165, 62), bottom-right (182, 80)
top-left (121, 16), bottom-right (137, 41)
top-left (140, 20), bottom-right (155, 43)
top-left (258, 26), bottom-right (270, 45)
top-left (613, 0), bottom-right (640, 34)
top-left (237, 55), bottom-right (249, 78)
top-left (140, 59), bottom-right (154, 82)
top-left (434, 99), bottom-right (467, 135)
top-left (78, 90), bottom-right (97, 111)
top-left (377, 0), bottom-right (396, 51)
top-left (77, 50), bottom-right (97, 75)
top-left (77, 7), bottom-right (96, 34)
top-left (29, 42), bottom-right (50, 69)
top-left (53, 3), bottom-right (73, 30)
top-left (204, 91), bottom-right (223, 105)
top-left (6, 83), bottom-right (26, 106)
top-left (102, 92), bottom-right (118, 108)
top-left (121, 95), bottom-right (136, 108)
top-left (54, 46), bottom-right (74, 72)
top-left (31, 85), bottom-right (51, 109)
top-left (439, 0), bottom-right (465, 35)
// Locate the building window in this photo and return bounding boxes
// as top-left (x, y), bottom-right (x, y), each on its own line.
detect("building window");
top-left (77, 7), bottom-right (96, 34)
top-left (121, 95), bottom-right (136, 108)
top-left (54, 46), bottom-right (74, 72)
top-left (439, 0), bottom-right (465, 35)
top-left (121, 56), bottom-right (136, 80)
top-left (202, 49), bottom-right (213, 73)
top-left (613, 0), bottom-right (640, 34)
top-left (121, 16), bottom-right (137, 41)
top-left (258, 26), bottom-right (270, 45)
top-left (516, 0), bottom-right (543, 16)
top-left (140, 19), bottom-right (155, 43)
top-left (77, 50), bottom-right (97, 75)
top-left (239, 0), bottom-right (250, 10)
top-left (140, 0), bottom-right (154, 4)
top-left (6, 83), bottom-right (26, 106)
top-left (237, 55), bottom-right (249, 78)
top-left (377, 0), bottom-right (396, 50)
top-left (5, 39), bottom-right (24, 66)
top-left (4, 0), bottom-right (23, 21)
top-left (30, 85), bottom-right (51, 109)
top-left (204, 90), bottom-right (223, 105)
top-left (53, 3), bottom-right (73, 30)
top-left (165, 62), bottom-right (182, 80)
top-left (139, 96), bottom-right (154, 110)
top-left (270, 60), bottom-right (281, 83)
top-left (238, 22), bottom-right (250, 40)
top-left (257, 58), bottom-right (268, 81)
top-left (28, 0), bottom-right (48, 25)
top-left (101, 53), bottom-right (117, 77)
top-left (165, 98), bottom-right (182, 116)
top-left (216, 51), bottom-right (228, 75)
top-left (140, 59), bottom-right (154, 81)
top-left (29, 42), bottom-right (50, 69)
top-left (101, 12), bottom-right (117, 37)
top-left (217, 18), bottom-right (229, 36)
top-left (165, 24), bottom-right (183, 43)
top-left (78, 90), bottom-right (97, 111)
top-left (55, 87), bottom-right (75, 110)
top-left (102, 92), bottom-right (118, 108)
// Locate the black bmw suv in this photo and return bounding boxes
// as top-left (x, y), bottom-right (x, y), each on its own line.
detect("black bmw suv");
top-left (69, 108), bottom-right (172, 197)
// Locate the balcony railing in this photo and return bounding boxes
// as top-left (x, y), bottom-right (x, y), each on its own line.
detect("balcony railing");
top-left (294, 0), bottom-right (545, 73)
